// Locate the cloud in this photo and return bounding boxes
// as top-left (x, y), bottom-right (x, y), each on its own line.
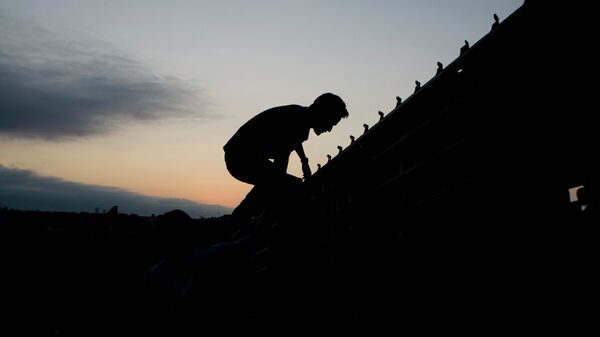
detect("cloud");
top-left (0, 12), bottom-right (203, 140)
top-left (0, 165), bottom-right (231, 218)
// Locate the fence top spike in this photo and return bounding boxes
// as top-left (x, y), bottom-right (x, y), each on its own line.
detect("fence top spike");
top-left (491, 13), bottom-right (500, 30)
top-left (414, 80), bottom-right (421, 92)
top-left (337, 145), bottom-right (343, 153)
top-left (378, 111), bottom-right (384, 120)
top-left (436, 61), bottom-right (444, 75)
top-left (460, 40), bottom-right (470, 55)
top-left (349, 135), bottom-right (355, 144)
top-left (363, 123), bottom-right (369, 134)
top-left (327, 154), bottom-right (332, 162)
top-left (396, 96), bottom-right (402, 106)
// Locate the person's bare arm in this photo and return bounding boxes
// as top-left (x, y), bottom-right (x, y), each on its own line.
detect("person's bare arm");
top-left (273, 153), bottom-right (290, 173)
top-left (295, 144), bottom-right (311, 180)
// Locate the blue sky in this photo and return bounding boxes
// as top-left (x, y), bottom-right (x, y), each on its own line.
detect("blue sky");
top-left (0, 0), bottom-right (523, 215)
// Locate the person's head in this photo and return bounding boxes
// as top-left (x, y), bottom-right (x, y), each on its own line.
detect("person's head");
top-left (157, 209), bottom-right (195, 256)
top-left (308, 93), bottom-right (349, 135)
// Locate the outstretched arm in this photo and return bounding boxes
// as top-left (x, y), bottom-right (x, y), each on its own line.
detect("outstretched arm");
top-left (273, 153), bottom-right (290, 173)
top-left (295, 144), bottom-right (311, 180)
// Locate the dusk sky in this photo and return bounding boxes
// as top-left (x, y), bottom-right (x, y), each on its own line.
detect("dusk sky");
top-left (0, 0), bottom-right (523, 216)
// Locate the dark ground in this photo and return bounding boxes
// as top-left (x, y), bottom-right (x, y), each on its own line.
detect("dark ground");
top-left (2, 208), bottom-right (243, 336)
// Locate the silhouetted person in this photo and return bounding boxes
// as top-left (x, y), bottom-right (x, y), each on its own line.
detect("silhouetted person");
top-left (144, 210), bottom-right (197, 303)
top-left (224, 93), bottom-right (349, 225)
top-left (143, 209), bottom-right (268, 335)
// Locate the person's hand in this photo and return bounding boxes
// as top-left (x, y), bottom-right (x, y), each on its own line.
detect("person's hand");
top-left (301, 158), bottom-right (312, 180)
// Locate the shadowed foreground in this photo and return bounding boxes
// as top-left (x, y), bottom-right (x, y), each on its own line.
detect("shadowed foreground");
top-left (3, 1), bottom-right (598, 335)
top-left (2, 209), bottom-right (244, 336)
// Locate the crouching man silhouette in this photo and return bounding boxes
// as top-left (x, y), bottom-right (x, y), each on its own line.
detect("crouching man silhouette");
top-left (224, 93), bottom-right (349, 225)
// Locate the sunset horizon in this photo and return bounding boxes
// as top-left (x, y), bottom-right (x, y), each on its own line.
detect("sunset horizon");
top-left (1, 0), bottom-right (523, 216)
